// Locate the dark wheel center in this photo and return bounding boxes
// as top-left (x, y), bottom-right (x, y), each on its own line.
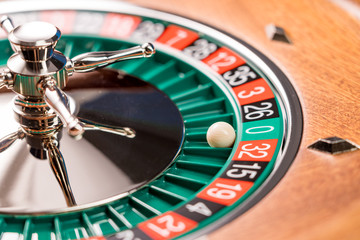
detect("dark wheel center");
top-left (0, 68), bottom-right (184, 213)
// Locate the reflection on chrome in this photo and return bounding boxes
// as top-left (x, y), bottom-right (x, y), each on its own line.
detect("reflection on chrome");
top-left (44, 139), bottom-right (77, 207)
top-left (0, 129), bottom-right (25, 153)
top-left (81, 118), bottom-right (136, 138)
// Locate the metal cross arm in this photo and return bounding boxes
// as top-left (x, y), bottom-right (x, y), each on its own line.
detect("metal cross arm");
top-left (0, 15), bottom-right (155, 139)
top-left (0, 15), bottom-right (155, 207)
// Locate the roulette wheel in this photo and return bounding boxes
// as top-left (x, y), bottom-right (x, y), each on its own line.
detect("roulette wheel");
top-left (0, 0), bottom-right (359, 239)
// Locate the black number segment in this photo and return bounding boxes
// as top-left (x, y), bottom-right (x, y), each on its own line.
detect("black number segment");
top-left (221, 161), bottom-right (269, 182)
top-left (107, 229), bottom-right (152, 240)
top-left (182, 38), bottom-right (219, 60)
top-left (131, 20), bottom-right (165, 42)
top-left (222, 63), bottom-right (261, 87)
top-left (175, 198), bottom-right (224, 223)
top-left (241, 98), bottom-right (279, 122)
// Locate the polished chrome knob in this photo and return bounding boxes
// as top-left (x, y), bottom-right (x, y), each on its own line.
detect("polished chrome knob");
top-left (8, 21), bottom-right (61, 62)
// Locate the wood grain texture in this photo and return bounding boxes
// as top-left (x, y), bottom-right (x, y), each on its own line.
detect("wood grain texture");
top-left (127, 0), bottom-right (360, 239)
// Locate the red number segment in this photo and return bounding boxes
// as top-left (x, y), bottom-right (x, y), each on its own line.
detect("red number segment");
top-left (202, 47), bottom-right (246, 74)
top-left (197, 178), bottom-right (253, 206)
top-left (138, 211), bottom-right (197, 240)
top-left (233, 139), bottom-right (278, 162)
top-left (41, 11), bottom-right (77, 34)
top-left (233, 78), bottom-right (275, 105)
top-left (101, 13), bottom-right (142, 38)
top-left (156, 25), bottom-right (198, 50)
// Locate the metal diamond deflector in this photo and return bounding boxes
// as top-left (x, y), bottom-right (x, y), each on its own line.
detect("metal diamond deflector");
top-left (308, 136), bottom-right (359, 154)
top-left (265, 24), bottom-right (292, 43)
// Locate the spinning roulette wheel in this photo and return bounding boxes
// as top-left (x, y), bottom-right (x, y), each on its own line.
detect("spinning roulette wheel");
top-left (0, 0), bottom-right (359, 239)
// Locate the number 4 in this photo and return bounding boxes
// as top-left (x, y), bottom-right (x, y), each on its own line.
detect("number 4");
top-left (186, 202), bottom-right (212, 216)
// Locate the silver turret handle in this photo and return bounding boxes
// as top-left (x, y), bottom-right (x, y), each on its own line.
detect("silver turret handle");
top-left (80, 118), bottom-right (136, 138)
top-left (0, 129), bottom-right (25, 153)
top-left (0, 16), bottom-right (14, 34)
top-left (67, 43), bottom-right (155, 74)
top-left (45, 139), bottom-right (77, 207)
top-left (41, 78), bottom-right (84, 139)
